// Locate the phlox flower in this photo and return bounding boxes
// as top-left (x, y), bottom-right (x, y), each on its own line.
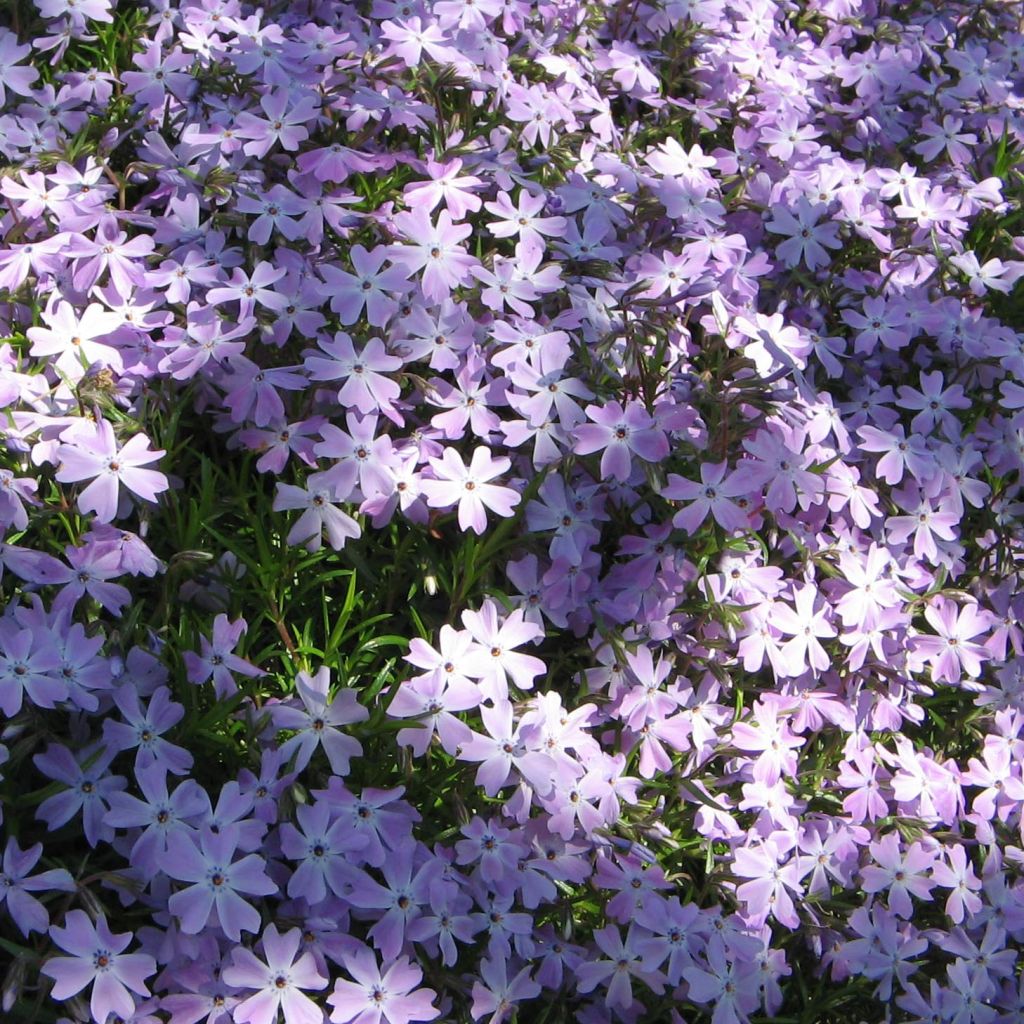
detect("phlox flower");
top-left (769, 584), bottom-right (836, 677)
top-left (304, 333), bottom-right (403, 422)
top-left (912, 597), bottom-right (992, 685)
top-left (27, 301), bottom-right (124, 383)
top-left (572, 400), bottom-right (669, 483)
top-left (765, 197), bottom-right (841, 271)
top-left (469, 957), bottom-right (540, 1024)
top-left (662, 461), bottom-right (749, 533)
top-left (0, 837), bottom-right (76, 936)
top-left (55, 418), bottom-right (167, 524)
top-left (0, 620), bottom-right (65, 715)
top-left (165, 826), bottom-right (277, 940)
top-left (102, 684), bottom-right (193, 776)
top-left (328, 943), bottom-right (439, 1024)
top-left (387, 207), bottom-right (478, 304)
top-left (103, 764), bottom-right (208, 874)
top-left (681, 935), bottom-right (760, 1024)
top-left (42, 910), bottom-right (156, 1024)
top-left (222, 924), bottom-right (328, 1024)
top-left (458, 699), bottom-right (556, 798)
top-left (0, 30), bottom-right (38, 106)
top-left (318, 245), bottom-right (412, 327)
top-left (930, 846), bottom-right (983, 925)
top-left (859, 833), bottom-right (937, 918)
top-left (275, 473), bottom-right (360, 553)
top-left (271, 666), bottom-right (368, 775)
top-left (280, 798), bottom-right (369, 904)
top-left (461, 599), bottom-right (546, 699)
top-left (731, 837), bottom-right (805, 930)
top-left (34, 742), bottom-right (126, 847)
top-left (184, 614), bottom-right (264, 699)
top-left (419, 447), bottom-right (520, 535)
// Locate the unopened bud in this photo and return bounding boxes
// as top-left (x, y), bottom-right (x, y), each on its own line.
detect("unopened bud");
top-left (2, 955), bottom-right (26, 1012)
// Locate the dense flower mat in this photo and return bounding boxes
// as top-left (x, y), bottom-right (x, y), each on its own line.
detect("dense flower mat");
top-left (0, 0), bottom-right (1023, 1021)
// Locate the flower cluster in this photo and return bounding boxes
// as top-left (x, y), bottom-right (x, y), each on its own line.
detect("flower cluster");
top-left (1, 0), bottom-right (1024, 1021)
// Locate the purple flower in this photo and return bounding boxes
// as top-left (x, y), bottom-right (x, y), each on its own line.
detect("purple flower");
top-left (41, 910), bottom-right (156, 1024)
top-left (280, 799), bottom-right (369, 904)
top-left (164, 825), bottom-right (276, 940)
top-left (272, 666), bottom-right (368, 776)
top-left (102, 684), bottom-right (194, 776)
top-left (0, 837), bottom-right (76, 936)
top-left (572, 400), bottom-right (669, 483)
top-left (35, 743), bottom-right (126, 847)
top-left (184, 615), bottom-right (264, 699)
top-left (103, 764), bottom-right (208, 874)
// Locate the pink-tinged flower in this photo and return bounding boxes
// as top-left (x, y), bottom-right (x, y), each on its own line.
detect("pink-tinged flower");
top-left (388, 667), bottom-right (477, 756)
top-left (461, 600), bottom-right (545, 700)
top-left (27, 301), bottom-right (124, 382)
top-left (962, 741), bottom-right (1024, 821)
top-left (271, 666), bottom-right (368, 776)
top-left (0, 234), bottom-right (65, 294)
top-left (305, 333), bottom-right (403, 421)
top-left (387, 208), bottom-right (478, 304)
top-left (912, 598), bottom-right (993, 686)
top-left (458, 699), bottom-right (556, 798)
top-left (328, 944), bottom-right (439, 1024)
top-left (836, 746), bottom-right (890, 823)
top-left (65, 224), bottom-right (155, 297)
top-left (403, 157), bottom-right (483, 220)
top-left (732, 837), bottom-right (804, 929)
top-left (379, 17), bottom-right (459, 68)
top-left (41, 910), bottom-right (156, 1024)
top-left (573, 400), bottom-right (669, 482)
top-left (0, 837), bottom-right (76, 936)
top-left (470, 957), bottom-right (541, 1024)
top-left (860, 833), bottom-right (937, 918)
top-left (769, 584), bottom-right (836, 677)
top-left (55, 419), bottom-right (167, 523)
top-left (730, 699), bottom-right (803, 785)
top-left (222, 924), bottom-right (328, 1024)
top-left (484, 189), bottom-right (567, 256)
top-left (765, 197), bottom-right (841, 271)
top-left (165, 826), bottom-right (277, 941)
top-left (420, 447), bottom-right (521, 535)
top-left (930, 846), bottom-right (983, 925)
top-left (950, 252), bottom-right (1018, 295)
top-left (662, 461), bottom-right (749, 533)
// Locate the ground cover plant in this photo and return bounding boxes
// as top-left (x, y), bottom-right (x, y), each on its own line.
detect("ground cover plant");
top-left (0, 0), bottom-right (1023, 1020)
